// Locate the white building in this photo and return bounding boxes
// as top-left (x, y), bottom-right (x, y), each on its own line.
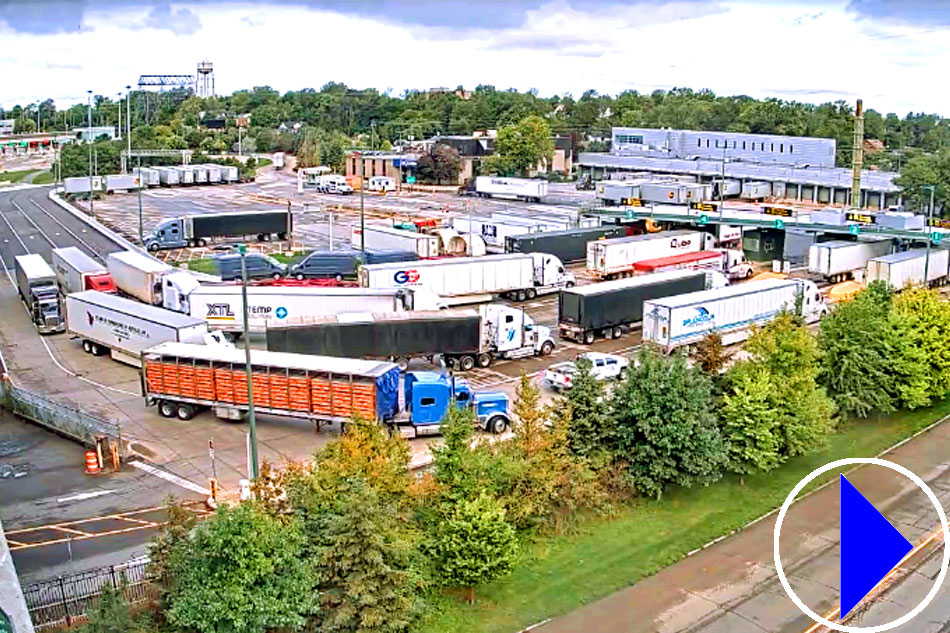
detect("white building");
top-left (73, 126), bottom-right (117, 141)
top-left (0, 119), bottom-right (14, 135)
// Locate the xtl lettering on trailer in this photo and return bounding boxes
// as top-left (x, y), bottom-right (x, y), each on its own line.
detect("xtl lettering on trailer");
top-left (207, 304), bottom-right (236, 319)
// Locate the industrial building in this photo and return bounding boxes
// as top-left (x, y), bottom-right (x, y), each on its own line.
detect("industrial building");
top-left (73, 126), bottom-right (117, 141)
top-left (580, 127), bottom-right (900, 210)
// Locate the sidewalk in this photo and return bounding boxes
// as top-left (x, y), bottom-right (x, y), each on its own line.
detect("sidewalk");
top-left (538, 419), bottom-right (950, 633)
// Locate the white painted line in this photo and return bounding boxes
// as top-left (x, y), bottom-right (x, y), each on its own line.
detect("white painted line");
top-left (130, 460), bottom-right (211, 496)
top-left (57, 489), bottom-right (116, 503)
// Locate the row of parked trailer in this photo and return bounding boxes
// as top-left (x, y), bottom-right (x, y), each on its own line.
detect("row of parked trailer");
top-left (62, 164), bottom-right (239, 195)
top-left (808, 238), bottom-right (950, 288)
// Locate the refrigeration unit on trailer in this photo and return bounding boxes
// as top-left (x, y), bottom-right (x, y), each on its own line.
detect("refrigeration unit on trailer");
top-left (350, 225), bottom-right (440, 259)
top-left (14, 254), bottom-right (64, 334)
top-left (65, 290), bottom-right (216, 367)
top-left (359, 252), bottom-right (575, 302)
top-left (642, 278), bottom-right (826, 351)
top-left (866, 248), bottom-right (950, 289)
top-left (807, 239), bottom-right (893, 281)
top-left (266, 304), bottom-right (555, 371)
top-left (587, 230), bottom-right (717, 279)
top-left (51, 246), bottom-right (116, 295)
top-left (505, 225), bottom-right (630, 263)
top-left (107, 250), bottom-right (173, 305)
top-left (558, 269), bottom-right (725, 344)
top-left (163, 285), bottom-right (446, 332)
top-left (474, 176), bottom-right (548, 202)
top-left (144, 210), bottom-right (293, 251)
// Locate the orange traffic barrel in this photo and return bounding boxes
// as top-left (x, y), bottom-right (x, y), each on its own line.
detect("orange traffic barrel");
top-left (85, 450), bottom-right (101, 475)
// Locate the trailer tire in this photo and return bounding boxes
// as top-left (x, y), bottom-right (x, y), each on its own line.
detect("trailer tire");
top-left (540, 340), bottom-right (555, 356)
top-left (159, 401), bottom-right (177, 418)
top-left (477, 353), bottom-right (492, 368)
top-left (488, 416), bottom-right (508, 435)
top-left (612, 326), bottom-right (623, 339)
top-left (446, 357), bottom-right (460, 371)
top-left (82, 340), bottom-right (92, 354)
top-left (583, 330), bottom-right (596, 344)
top-left (188, 239), bottom-right (198, 248)
top-left (256, 233), bottom-right (265, 242)
top-left (459, 355), bottom-right (476, 372)
top-left (396, 356), bottom-right (411, 371)
top-left (278, 232), bottom-right (289, 241)
top-left (525, 288), bottom-right (537, 300)
top-left (334, 274), bottom-right (344, 282)
top-left (176, 404), bottom-right (196, 421)
top-left (198, 238), bottom-right (208, 247)
top-left (516, 289), bottom-right (527, 302)
top-left (566, 280), bottom-right (575, 288)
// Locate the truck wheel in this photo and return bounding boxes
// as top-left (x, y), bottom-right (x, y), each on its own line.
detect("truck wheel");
top-left (612, 326), bottom-right (623, 339)
top-left (256, 233), bottom-right (265, 242)
top-left (176, 404), bottom-right (196, 421)
top-left (516, 289), bottom-right (527, 302)
top-left (188, 239), bottom-right (198, 248)
top-left (334, 274), bottom-right (344, 282)
top-left (566, 280), bottom-right (575, 288)
top-left (446, 357), bottom-right (460, 371)
top-left (272, 272), bottom-right (281, 280)
top-left (278, 232), bottom-right (289, 241)
top-left (583, 330), bottom-right (596, 345)
top-left (82, 340), bottom-right (92, 354)
top-left (459, 355), bottom-right (476, 371)
top-left (396, 356), bottom-right (410, 371)
top-left (477, 353), bottom-right (492, 368)
top-left (261, 234), bottom-right (271, 242)
top-left (525, 288), bottom-right (537, 300)
top-left (159, 401), bottom-right (177, 418)
top-left (540, 340), bottom-right (555, 356)
top-left (488, 416), bottom-right (508, 435)
top-left (198, 238), bottom-right (208, 247)
top-left (148, 243), bottom-right (160, 252)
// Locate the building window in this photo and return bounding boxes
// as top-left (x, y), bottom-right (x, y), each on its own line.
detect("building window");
top-left (733, 141), bottom-right (737, 149)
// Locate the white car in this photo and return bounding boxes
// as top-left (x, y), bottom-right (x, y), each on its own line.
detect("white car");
top-left (543, 352), bottom-right (630, 391)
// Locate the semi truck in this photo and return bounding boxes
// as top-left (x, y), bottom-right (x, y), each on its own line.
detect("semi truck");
top-left (587, 230), bottom-right (718, 279)
top-left (452, 216), bottom-right (543, 248)
top-left (358, 253), bottom-right (575, 303)
top-left (505, 225), bottom-right (631, 263)
top-left (642, 278), bottom-right (827, 351)
top-left (162, 284), bottom-right (447, 332)
top-left (866, 248), bottom-right (950, 289)
top-left (65, 290), bottom-right (219, 367)
top-left (141, 342), bottom-right (513, 435)
top-left (14, 253), bottom-right (65, 334)
top-left (51, 246), bottom-right (116, 295)
top-left (266, 304), bottom-right (555, 371)
top-left (350, 225), bottom-right (440, 259)
top-left (471, 176), bottom-right (547, 202)
top-left (807, 239), bottom-right (893, 281)
top-left (559, 270), bottom-right (726, 344)
top-left (144, 210), bottom-right (293, 251)
top-left (107, 250), bottom-right (173, 305)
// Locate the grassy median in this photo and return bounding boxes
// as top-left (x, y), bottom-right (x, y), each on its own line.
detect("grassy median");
top-left (421, 399), bottom-right (950, 633)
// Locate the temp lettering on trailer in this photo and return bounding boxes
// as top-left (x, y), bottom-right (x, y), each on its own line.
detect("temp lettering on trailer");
top-left (393, 270), bottom-right (421, 284)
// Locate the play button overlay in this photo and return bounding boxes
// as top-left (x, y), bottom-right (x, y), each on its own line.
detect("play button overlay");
top-left (774, 457), bottom-right (950, 632)
top-left (839, 474), bottom-right (913, 617)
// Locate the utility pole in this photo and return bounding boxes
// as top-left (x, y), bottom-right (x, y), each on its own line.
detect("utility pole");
top-left (137, 156), bottom-right (144, 245)
top-left (851, 99), bottom-right (865, 210)
top-left (357, 151), bottom-right (365, 252)
top-left (116, 92), bottom-right (122, 142)
top-left (238, 244), bottom-right (259, 481)
top-left (924, 184), bottom-right (936, 284)
top-left (126, 85), bottom-right (132, 159)
top-left (87, 90), bottom-right (94, 215)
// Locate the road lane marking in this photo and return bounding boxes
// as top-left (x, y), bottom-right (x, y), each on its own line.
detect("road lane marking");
top-left (57, 489), bottom-right (117, 503)
top-left (129, 460), bottom-right (211, 496)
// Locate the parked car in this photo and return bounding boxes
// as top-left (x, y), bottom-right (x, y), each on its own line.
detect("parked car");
top-left (288, 250), bottom-right (417, 281)
top-left (543, 352), bottom-right (630, 391)
top-left (213, 253), bottom-right (287, 281)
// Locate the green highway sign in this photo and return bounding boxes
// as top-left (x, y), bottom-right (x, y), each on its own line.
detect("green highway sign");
top-left (624, 209), bottom-right (636, 219)
top-left (773, 219), bottom-right (784, 229)
top-left (698, 214), bottom-right (709, 225)
top-left (933, 231), bottom-right (943, 244)
top-left (405, 176), bottom-right (416, 184)
top-left (849, 224), bottom-right (860, 235)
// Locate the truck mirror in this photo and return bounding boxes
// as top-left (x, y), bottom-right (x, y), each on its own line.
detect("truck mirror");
top-left (525, 324), bottom-right (533, 331)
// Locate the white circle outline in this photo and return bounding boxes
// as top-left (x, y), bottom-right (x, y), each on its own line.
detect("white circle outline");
top-left (773, 457), bottom-right (950, 633)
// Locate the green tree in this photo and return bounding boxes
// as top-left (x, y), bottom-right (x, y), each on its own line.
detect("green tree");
top-left (612, 347), bottom-right (726, 499)
top-left (417, 144), bottom-right (461, 184)
top-left (77, 584), bottom-right (134, 633)
top-left (719, 362), bottom-right (781, 481)
top-left (492, 115), bottom-right (554, 176)
top-left (512, 374), bottom-right (546, 458)
top-left (429, 492), bottom-right (518, 603)
top-left (146, 497), bottom-right (196, 596)
top-left (893, 287), bottom-right (950, 400)
top-left (563, 356), bottom-right (611, 457)
top-left (165, 503), bottom-right (315, 633)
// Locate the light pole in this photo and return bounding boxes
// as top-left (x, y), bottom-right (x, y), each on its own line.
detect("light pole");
top-left (126, 85), bottom-right (132, 159)
top-left (924, 184), bottom-right (936, 284)
top-left (357, 151), bottom-right (365, 252)
top-left (87, 90), bottom-right (94, 215)
top-left (116, 92), bottom-right (122, 142)
top-left (237, 244), bottom-right (259, 481)
top-left (137, 156), bottom-right (144, 245)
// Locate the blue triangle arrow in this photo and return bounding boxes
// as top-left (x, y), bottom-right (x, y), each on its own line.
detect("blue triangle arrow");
top-left (840, 474), bottom-right (913, 616)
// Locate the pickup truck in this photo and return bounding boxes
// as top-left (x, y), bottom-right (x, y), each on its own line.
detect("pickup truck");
top-left (543, 352), bottom-right (630, 391)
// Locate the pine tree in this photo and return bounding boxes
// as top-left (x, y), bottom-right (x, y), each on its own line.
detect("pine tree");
top-left (563, 356), bottom-right (611, 457)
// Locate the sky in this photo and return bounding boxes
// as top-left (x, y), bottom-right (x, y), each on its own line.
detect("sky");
top-left (1, 0), bottom-right (949, 116)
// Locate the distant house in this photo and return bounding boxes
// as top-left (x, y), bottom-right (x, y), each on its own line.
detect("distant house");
top-left (277, 122), bottom-right (303, 133)
top-left (431, 131), bottom-right (575, 183)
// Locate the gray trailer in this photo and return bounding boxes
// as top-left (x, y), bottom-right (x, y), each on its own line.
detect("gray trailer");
top-left (558, 269), bottom-right (719, 343)
top-left (505, 225), bottom-right (630, 263)
top-left (14, 254), bottom-right (65, 334)
top-left (144, 210), bottom-right (293, 251)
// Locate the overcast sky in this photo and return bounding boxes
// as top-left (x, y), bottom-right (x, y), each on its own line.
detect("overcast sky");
top-left (1, 0), bottom-right (948, 116)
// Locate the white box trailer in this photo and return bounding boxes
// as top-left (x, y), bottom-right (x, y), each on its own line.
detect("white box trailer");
top-left (489, 212), bottom-right (571, 231)
top-left (643, 278), bottom-right (826, 351)
top-left (272, 152), bottom-right (285, 169)
top-left (866, 248), bottom-right (950, 289)
top-left (163, 285), bottom-right (446, 332)
top-left (474, 176), bottom-right (548, 202)
top-left (63, 176), bottom-right (103, 195)
top-left (351, 225), bottom-right (440, 258)
top-left (107, 250), bottom-right (172, 305)
top-left (157, 167), bottom-right (180, 186)
top-left (452, 216), bottom-right (543, 248)
top-left (597, 180), bottom-right (644, 205)
top-left (359, 253), bottom-right (575, 302)
top-left (741, 181), bottom-right (772, 199)
top-left (202, 164), bottom-right (222, 183)
top-left (104, 174), bottom-right (139, 193)
top-left (174, 166), bottom-right (195, 185)
top-left (807, 239), bottom-right (893, 280)
top-left (220, 165), bottom-right (239, 182)
top-left (133, 167), bottom-right (160, 187)
top-left (587, 230), bottom-right (717, 279)
top-left (65, 290), bottom-right (211, 367)
top-left (191, 165), bottom-right (209, 184)
top-left (52, 246), bottom-right (115, 295)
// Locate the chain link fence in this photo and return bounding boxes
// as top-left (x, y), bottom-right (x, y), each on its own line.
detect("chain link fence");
top-left (21, 558), bottom-right (152, 631)
top-left (0, 378), bottom-right (123, 455)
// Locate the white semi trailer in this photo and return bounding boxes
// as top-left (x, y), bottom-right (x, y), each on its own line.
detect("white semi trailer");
top-left (473, 176), bottom-right (547, 202)
top-left (350, 225), bottom-right (440, 258)
top-left (643, 278), bottom-right (827, 351)
top-left (866, 248), bottom-right (950, 289)
top-left (807, 239), bottom-right (893, 281)
top-left (587, 230), bottom-right (718, 279)
top-left (107, 250), bottom-right (173, 305)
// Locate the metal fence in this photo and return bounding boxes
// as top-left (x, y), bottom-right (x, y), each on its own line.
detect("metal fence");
top-left (0, 379), bottom-right (122, 453)
top-left (22, 558), bottom-right (152, 631)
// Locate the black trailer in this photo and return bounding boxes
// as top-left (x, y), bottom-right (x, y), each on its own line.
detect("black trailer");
top-left (191, 210), bottom-right (292, 242)
top-left (558, 270), bottom-right (709, 343)
top-left (266, 310), bottom-right (482, 369)
top-left (505, 225), bottom-right (629, 263)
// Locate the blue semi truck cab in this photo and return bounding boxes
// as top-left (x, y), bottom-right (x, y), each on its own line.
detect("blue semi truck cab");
top-left (399, 371), bottom-right (511, 437)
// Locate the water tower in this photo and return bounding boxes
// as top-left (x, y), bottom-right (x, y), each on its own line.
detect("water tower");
top-left (196, 60), bottom-right (214, 98)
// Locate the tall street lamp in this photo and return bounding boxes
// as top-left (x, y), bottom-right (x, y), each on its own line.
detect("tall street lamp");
top-left (87, 90), bottom-right (94, 215)
top-left (116, 92), bottom-right (122, 142)
top-left (237, 244), bottom-right (259, 481)
top-left (923, 184), bottom-right (936, 284)
top-left (126, 85), bottom-right (132, 159)
top-left (356, 151), bottom-right (365, 252)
